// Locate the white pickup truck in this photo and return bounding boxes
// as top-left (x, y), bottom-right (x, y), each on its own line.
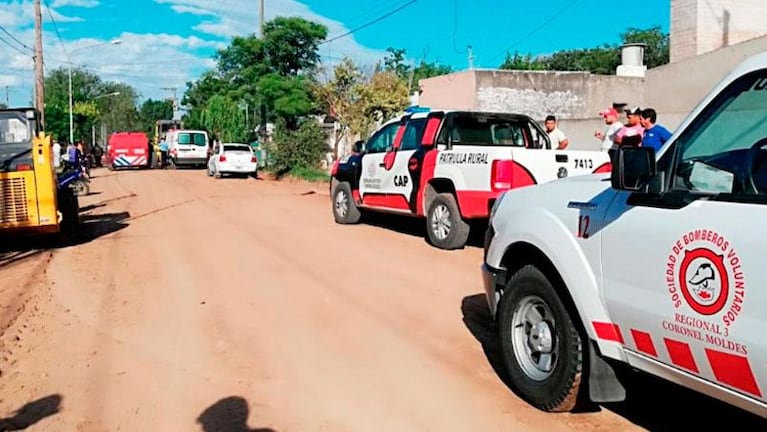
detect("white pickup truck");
top-left (331, 108), bottom-right (610, 249)
top-left (482, 53), bottom-right (767, 417)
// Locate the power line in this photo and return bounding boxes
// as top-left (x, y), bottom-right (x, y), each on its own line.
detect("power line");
top-left (0, 25), bottom-right (33, 52)
top-left (0, 34), bottom-right (31, 56)
top-left (43, 0), bottom-right (69, 56)
top-left (320, 0), bottom-right (418, 45)
top-left (492, 0), bottom-right (582, 63)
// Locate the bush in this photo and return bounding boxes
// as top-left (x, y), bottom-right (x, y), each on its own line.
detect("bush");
top-left (289, 166), bottom-right (330, 182)
top-left (267, 119), bottom-right (327, 176)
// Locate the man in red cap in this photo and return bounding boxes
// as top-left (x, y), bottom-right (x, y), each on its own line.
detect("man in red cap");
top-left (594, 107), bottom-right (623, 153)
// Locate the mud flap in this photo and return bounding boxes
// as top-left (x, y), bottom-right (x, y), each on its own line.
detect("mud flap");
top-left (588, 340), bottom-right (626, 403)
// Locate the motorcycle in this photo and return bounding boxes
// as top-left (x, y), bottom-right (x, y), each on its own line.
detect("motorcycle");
top-left (57, 161), bottom-right (91, 196)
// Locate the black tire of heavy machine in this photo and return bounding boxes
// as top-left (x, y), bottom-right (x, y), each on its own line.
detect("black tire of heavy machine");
top-left (57, 187), bottom-right (81, 243)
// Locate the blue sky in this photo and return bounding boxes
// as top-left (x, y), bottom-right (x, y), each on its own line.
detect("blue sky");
top-left (0, 0), bottom-right (670, 108)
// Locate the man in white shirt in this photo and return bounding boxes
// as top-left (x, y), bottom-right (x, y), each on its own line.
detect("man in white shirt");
top-left (594, 107), bottom-right (623, 152)
top-left (52, 140), bottom-right (61, 169)
top-left (544, 115), bottom-right (569, 150)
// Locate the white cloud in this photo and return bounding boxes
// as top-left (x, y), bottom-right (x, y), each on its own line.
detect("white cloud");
top-left (51, 0), bottom-right (100, 8)
top-left (0, 0), bottom-right (83, 28)
top-left (156, 0), bottom-right (389, 67)
top-left (170, 5), bottom-right (214, 16)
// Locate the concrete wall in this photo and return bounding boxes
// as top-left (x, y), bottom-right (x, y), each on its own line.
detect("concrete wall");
top-left (671, 0), bottom-right (767, 62)
top-left (417, 70), bottom-right (476, 110)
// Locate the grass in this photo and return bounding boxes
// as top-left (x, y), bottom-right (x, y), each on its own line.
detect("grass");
top-left (263, 166), bottom-right (330, 183)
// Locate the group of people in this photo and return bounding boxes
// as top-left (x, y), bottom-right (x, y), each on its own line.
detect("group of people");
top-left (595, 106), bottom-right (672, 160)
top-left (540, 107), bottom-right (673, 160)
top-left (51, 139), bottom-right (104, 172)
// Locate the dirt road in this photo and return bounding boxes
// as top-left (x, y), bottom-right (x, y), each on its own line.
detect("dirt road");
top-left (0, 169), bottom-right (762, 431)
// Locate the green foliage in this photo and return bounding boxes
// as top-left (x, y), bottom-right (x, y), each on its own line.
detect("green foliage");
top-left (358, 71), bottom-right (409, 122)
top-left (267, 119), bottom-right (327, 174)
top-left (381, 47), bottom-right (454, 89)
top-left (499, 26), bottom-right (669, 74)
top-left (288, 166), bottom-right (330, 182)
top-left (199, 94), bottom-right (248, 143)
top-left (262, 17), bottom-right (328, 76)
top-left (139, 99), bottom-right (174, 133)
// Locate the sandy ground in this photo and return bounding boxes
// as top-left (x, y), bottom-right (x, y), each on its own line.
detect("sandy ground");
top-left (0, 168), bottom-right (763, 431)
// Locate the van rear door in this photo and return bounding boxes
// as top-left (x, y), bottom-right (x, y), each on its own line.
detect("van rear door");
top-left (177, 132), bottom-right (208, 161)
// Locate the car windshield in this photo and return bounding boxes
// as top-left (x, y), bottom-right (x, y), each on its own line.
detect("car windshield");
top-left (0, 112), bottom-right (33, 171)
top-left (224, 145), bottom-right (250, 153)
top-left (178, 132), bottom-right (207, 146)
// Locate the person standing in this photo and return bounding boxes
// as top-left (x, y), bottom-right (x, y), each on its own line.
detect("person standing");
top-left (159, 135), bottom-right (169, 169)
top-left (611, 107), bottom-right (645, 160)
top-left (640, 108), bottom-right (672, 153)
top-left (544, 115), bottom-right (569, 150)
top-left (52, 139), bottom-right (61, 169)
top-left (594, 107), bottom-right (623, 152)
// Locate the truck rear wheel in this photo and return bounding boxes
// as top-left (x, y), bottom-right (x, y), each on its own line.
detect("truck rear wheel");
top-left (497, 264), bottom-right (586, 412)
top-left (57, 188), bottom-right (80, 243)
top-left (426, 193), bottom-right (470, 250)
top-left (332, 182), bottom-right (361, 224)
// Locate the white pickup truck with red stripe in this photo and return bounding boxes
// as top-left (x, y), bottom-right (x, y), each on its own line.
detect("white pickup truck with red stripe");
top-left (330, 109), bottom-right (610, 249)
top-left (482, 52), bottom-right (767, 417)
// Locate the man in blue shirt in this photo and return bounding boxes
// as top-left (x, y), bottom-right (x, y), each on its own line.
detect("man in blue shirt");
top-left (640, 108), bottom-right (672, 153)
top-left (159, 136), bottom-right (169, 169)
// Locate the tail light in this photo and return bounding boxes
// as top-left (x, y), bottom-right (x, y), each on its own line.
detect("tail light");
top-left (16, 164), bottom-right (33, 171)
top-left (491, 160), bottom-right (514, 191)
top-left (330, 160), bottom-right (340, 176)
top-left (219, 155), bottom-right (226, 162)
top-left (251, 156), bottom-right (257, 163)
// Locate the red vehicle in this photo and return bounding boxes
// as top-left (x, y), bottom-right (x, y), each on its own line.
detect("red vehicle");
top-left (107, 132), bottom-right (151, 170)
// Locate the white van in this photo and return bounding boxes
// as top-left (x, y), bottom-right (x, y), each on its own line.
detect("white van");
top-left (167, 129), bottom-right (209, 168)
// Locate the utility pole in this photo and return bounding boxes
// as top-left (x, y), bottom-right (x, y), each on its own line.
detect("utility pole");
top-left (259, 0), bottom-right (265, 38)
top-left (4, 86), bottom-right (8, 106)
top-left (467, 45), bottom-right (474, 70)
top-left (34, 0), bottom-right (45, 126)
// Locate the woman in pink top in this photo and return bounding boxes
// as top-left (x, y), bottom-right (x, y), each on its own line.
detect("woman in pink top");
top-left (609, 106), bottom-right (645, 159)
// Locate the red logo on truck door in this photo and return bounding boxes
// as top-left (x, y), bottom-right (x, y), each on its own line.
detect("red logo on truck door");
top-left (679, 248), bottom-right (729, 316)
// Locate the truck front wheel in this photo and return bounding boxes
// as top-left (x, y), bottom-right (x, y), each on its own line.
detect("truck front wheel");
top-left (497, 264), bottom-right (586, 412)
top-left (332, 182), bottom-right (361, 224)
top-left (426, 193), bottom-right (470, 250)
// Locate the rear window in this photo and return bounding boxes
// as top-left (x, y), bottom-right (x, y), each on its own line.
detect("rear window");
top-left (0, 113), bottom-right (30, 145)
top-left (224, 145), bottom-right (251, 153)
top-left (437, 115), bottom-right (531, 147)
top-left (179, 132), bottom-right (207, 146)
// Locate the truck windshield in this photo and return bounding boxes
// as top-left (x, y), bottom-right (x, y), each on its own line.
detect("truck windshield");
top-left (179, 133), bottom-right (207, 146)
top-left (0, 113), bottom-right (33, 171)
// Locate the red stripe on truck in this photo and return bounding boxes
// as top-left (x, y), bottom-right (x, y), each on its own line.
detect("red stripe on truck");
top-left (362, 194), bottom-right (410, 210)
top-left (593, 162), bottom-right (612, 174)
top-left (663, 338), bottom-right (699, 373)
top-left (592, 321), bottom-right (624, 344)
top-left (705, 349), bottom-right (762, 397)
top-left (630, 329), bottom-right (658, 357)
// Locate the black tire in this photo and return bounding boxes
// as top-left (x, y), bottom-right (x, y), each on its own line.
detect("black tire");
top-left (425, 193), bottom-right (470, 250)
top-left (57, 188), bottom-right (80, 243)
top-left (332, 182), bottom-right (361, 224)
top-left (497, 264), bottom-right (586, 412)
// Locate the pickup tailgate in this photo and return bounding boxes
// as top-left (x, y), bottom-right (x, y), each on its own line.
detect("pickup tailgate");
top-left (512, 148), bottom-right (611, 184)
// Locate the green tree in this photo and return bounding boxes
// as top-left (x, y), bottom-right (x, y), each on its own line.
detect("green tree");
top-left (44, 67), bottom-right (102, 142)
top-left (268, 119), bottom-right (327, 175)
top-left (95, 82), bottom-right (140, 135)
top-left (358, 71), bottom-right (409, 122)
top-left (313, 57), bottom-right (366, 157)
top-left (199, 94), bottom-right (247, 143)
top-left (139, 99), bottom-right (174, 133)
top-left (382, 47), bottom-right (453, 89)
top-left (622, 26), bottom-right (669, 69)
top-left (500, 51), bottom-right (547, 71)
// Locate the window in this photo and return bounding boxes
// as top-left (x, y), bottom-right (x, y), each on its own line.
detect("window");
top-left (224, 145), bottom-right (251, 153)
top-left (436, 115), bottom-right (534, 147)
top-left (366, 123), bottom-right (399, 153)
top-left (400, 118), bottom-right (427, 151)
top-left (179, 132), bottom-right (207, 146)
top-left (0, 114), bottom-right (30, 145)
top-left (670, 71), bottom-right (767, 196)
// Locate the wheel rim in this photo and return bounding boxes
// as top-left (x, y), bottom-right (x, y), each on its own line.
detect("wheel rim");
top-left (430, 204), bottom-right (451, 240)
top-left (335, 190), bottom-right (349, 218)
top-left (511, 295), bottom-right (558, 381)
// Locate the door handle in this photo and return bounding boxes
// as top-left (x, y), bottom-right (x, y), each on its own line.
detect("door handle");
top-left (379, 162), bottom-right (385, 167)
top-left (556, 154), bottom-right (568, 163)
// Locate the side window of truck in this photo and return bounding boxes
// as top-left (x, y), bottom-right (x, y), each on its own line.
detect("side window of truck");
top-left (669, 70), bottom-right (767, 197)
top-left (366, 123), bottom-right (399, 153)
top-left (400, 118), bottom-right (427, 151)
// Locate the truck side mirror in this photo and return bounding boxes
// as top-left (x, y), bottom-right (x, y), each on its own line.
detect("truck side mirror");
top-left (611, 146), bottom-right (657, 193)
top-left (353, 140), bottom-right (365, 153)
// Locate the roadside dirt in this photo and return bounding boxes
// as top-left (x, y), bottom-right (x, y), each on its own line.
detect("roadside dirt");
top-left (0, 168), bottom-right (763, 431)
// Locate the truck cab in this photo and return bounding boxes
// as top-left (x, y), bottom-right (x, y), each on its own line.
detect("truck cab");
top-left (482, 52), bottom-right (767, 418)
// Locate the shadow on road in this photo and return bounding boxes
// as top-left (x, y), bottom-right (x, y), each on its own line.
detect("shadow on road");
top-left (197, 396), bottom-right (275, 432)
top-left (363, 213), bottom-right (486, 249)
top-left (0, 394), bottom-right (62, 431)
top-left (460, 293), bottom-right (767, 431)
top-left (0, 210), bottom-right (130, 269)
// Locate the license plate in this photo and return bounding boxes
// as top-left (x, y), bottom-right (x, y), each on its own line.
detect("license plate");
top-left (235, 165), bottom-right (243, 169)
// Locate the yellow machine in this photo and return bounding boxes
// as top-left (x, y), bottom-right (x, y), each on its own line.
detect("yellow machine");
top-left (153, 119), bottom-right (183, 166)
top-left (0, 108), bottom-right (79, 239)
